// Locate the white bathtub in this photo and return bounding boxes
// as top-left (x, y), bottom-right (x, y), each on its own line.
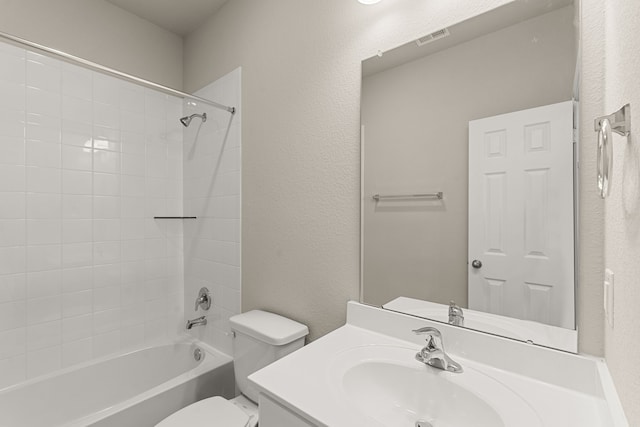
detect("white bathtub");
top-left (0, 339), bottom-right (235, 427)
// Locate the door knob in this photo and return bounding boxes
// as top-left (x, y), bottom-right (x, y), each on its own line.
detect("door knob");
top-left (471, 260), bottom-right (482, 269)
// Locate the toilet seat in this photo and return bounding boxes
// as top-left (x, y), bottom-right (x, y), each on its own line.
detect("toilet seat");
top-left (156, 396), bottom-right (254, 427)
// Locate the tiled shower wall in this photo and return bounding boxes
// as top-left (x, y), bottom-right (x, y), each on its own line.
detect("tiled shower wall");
top-left (184, 68), bottom-right (241, 356)
top-left (0, 40), bottom-right (184, 387)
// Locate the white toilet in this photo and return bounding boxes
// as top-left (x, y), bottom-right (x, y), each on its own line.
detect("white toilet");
top-left (157, 310), bottom-right (309, 427)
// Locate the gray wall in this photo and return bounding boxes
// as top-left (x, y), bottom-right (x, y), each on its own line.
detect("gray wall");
top-left (362, 6), bottom-right (575, 308)
top-left (0, 0), bottom-right (183, 89)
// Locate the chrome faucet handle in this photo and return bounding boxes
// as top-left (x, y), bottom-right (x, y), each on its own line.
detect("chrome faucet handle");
top-left (195, 287), bottom-right (211, 311)
top-left (448, 301), bottom-right (464, 326)
top-left (412, 326), bottom-right (463, 373)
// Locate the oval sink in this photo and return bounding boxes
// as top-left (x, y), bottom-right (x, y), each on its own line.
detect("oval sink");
top-left (329, 345), bottom-right (542, 427)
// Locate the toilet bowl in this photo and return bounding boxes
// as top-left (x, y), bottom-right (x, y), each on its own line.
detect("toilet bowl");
top-left (156, 310), bottom-right (309, 427)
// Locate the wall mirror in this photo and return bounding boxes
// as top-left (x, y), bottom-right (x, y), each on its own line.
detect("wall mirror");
top-left (360, 0), bottom-right (579, 352)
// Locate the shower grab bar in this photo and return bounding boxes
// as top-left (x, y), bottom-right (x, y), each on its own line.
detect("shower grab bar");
top-left (0, 30), bottom-right (236, 115)
top-left (372, 192), bottom-right (443, 201)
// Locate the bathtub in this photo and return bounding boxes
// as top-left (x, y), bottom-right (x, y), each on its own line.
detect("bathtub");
top-left (0, 339), bottom-right (235, 427)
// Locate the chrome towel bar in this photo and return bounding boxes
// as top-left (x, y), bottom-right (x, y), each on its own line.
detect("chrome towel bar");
top-left (372, 192), bottom-right (443, 201)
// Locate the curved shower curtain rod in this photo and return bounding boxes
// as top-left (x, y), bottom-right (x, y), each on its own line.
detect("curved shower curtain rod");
top-left (0, 30), bottom-right (236, 115)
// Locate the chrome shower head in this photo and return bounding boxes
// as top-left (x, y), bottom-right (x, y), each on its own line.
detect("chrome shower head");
top-left (180, 113), bottom-right (207, 127)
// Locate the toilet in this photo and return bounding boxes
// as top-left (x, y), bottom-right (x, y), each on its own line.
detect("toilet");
top-left (156, 310), bottom-right (309, 427)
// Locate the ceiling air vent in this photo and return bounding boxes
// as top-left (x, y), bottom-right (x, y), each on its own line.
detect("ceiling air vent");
top-left (415, 28), bottom-right (450, 47)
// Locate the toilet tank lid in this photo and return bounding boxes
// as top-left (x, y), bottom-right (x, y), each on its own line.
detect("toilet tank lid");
top-left (229, 310), bottom-right (309, 346)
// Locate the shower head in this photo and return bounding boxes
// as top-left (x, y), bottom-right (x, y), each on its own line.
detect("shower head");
top-left (180, 113), bottom-right (207, 127)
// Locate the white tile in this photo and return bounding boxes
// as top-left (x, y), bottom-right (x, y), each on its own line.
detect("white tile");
top-left (93, 74), bottom-right (120, 106)
top-left (121, 240), bottom-right (145, 262)
top-left (92, 127), bottom-right (120, 152)
top-left (0, 137), bottom-right (25, 165)
top-left (123, 177), bottom-right (147, 200)
top-left (93, 309), bottom-right (120, 335)
top-left (0, 247), bottom-right (26, 275)
top-left (121, 197), bottom-right (144, 218)
top-left (93, 241), bottom-right (120, 265)
top-left (119, 82), bottom-right (144, 113)
top-left (26, 269), bottom-right (62, 299)
top-left (27, 193), bottom-right (61, 219)
top-left (121, 285), bottom-right (144, 309)
top-left (26, 219), bottom-right (61, 245)
top-left (120, 324), bottom-right (144, 349)
top-left (27, 320), bottom-right (61, 350)
top-left (62, 267), bottom-right (92, 294)
top-left (93, 286), bottom-right (120, 312)
top-left (121, 154), bottom-right (146, 176)
top-left (0, 53), bottom-right (25, 84)
top-left (27, 345), bottom-right (61, 378)
top-left (0, 220), bottom-right (26, 247)
top-left (0, 165), bottom-right (25, 192)
top-left (121, 132), bottom-right (145, 155)
top-left (0, 301), bottom-right (26, 332)
top-left (93, 173), bottom-right (120, 196)
top-left (62, 195), bottom-right (92, 219)
top-left (26, 113), bottom-right (61, 143)
top-left (0, 193), bottom-right (26, 219)
top-left (61, 121), bottom-right (92, 147)
top-left (93, 330), bottom-right (120, 357)
top-left (26, 244), bottom-right (61, 272)
top-left (0, 81), bottom-right (25, 111)
top-left (26, 58), bottom-right (61, 93)
top-left (145, 239), bottom-right (166, 260)
top-left (145, 90), bottom-right (166, 118)
top-left (121, 219), bottom-right (145, 240)
top-left (93, 102), bottom-right (120, 129)
top-left (26, 167), bottom-right (61, 193)
top-left (121, 261), bottom-right (145, 286)
top-left (62, 290), bottom-right (92, 318)
top-left (26, 140), bottom-right (61, 169)
top-left (0, 327), bottom-right (26, 359)
top-left (62, 170), bottom-right (92, 195)
top-left (0, 274), bottom-right (26, 303)
top-left (62, 337), bottom-right (92, 367)
top-left (26, 87), bottom-right (61, 118)
top-left (62, 63), bottom-right (92, 100)
top-left (92, 263), bottom-right (120, 288)
top-left (62, 145), bottom-right (92, 171)
top-left (62, 219), bottom-right (92, 243)
top-left (0, 42), bottom-right (25, 58)
top-left (93, 149), bottom-right (120, 174)
top-left (144, 297), bottom-right (167, 321)
top-left (93, 196), bottom-right (120, 219)
top-left (0, 355), bottom-right (26, 389)
top-left (27, 295), bottom-right (61, 325)
top-left (62, 314), bottom-right (92, 343)
top-left (93, 219), bottom-right (120, 242)
top-left (144, 318), bottom-right (167, 344)
top-left (62, 96), bottom-right (92, 124)
top-left (120, 111), bottom-right (145, 133)
top-left (62, 242), bottom-right (92, 268)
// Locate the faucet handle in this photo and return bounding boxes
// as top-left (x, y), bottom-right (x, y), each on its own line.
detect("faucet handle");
top-left (195, 287), bottom-right (211, 311)
top-left (413, 326), bottom-right (442, 338)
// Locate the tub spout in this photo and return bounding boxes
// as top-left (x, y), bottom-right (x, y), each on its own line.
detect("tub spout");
top-left (186, 316), bottom-right (207, 330)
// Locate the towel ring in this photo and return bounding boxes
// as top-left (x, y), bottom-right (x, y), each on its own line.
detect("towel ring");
top-left (597, 118), bottom-right (613, 198)
top-left (594, 104), bottom-right (631, 199)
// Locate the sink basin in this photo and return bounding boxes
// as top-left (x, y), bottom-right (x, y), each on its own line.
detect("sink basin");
top-left (329, 345), bottom-right (542, 427)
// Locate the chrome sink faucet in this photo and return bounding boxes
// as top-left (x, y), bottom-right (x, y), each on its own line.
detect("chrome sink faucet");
top-left (413, 326), bottom-right (463, 373)
top-left (448, 301), bottom-right (464, 327)
top-left (186, 316), bottom-right (207, 330)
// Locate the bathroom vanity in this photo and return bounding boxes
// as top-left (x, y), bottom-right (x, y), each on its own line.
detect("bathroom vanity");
top-left (249, 302), bottom-right (628, 427)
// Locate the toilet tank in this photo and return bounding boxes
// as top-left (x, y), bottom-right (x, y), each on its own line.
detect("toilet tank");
top-left (230, 310), bottom-right (309, 403)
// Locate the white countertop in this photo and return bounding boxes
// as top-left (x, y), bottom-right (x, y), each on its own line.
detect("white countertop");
top-left (248, 302), bottom-right (627, 427)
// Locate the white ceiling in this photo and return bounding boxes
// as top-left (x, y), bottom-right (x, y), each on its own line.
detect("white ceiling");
top-left (106, 0), bottom-right (229, 36)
